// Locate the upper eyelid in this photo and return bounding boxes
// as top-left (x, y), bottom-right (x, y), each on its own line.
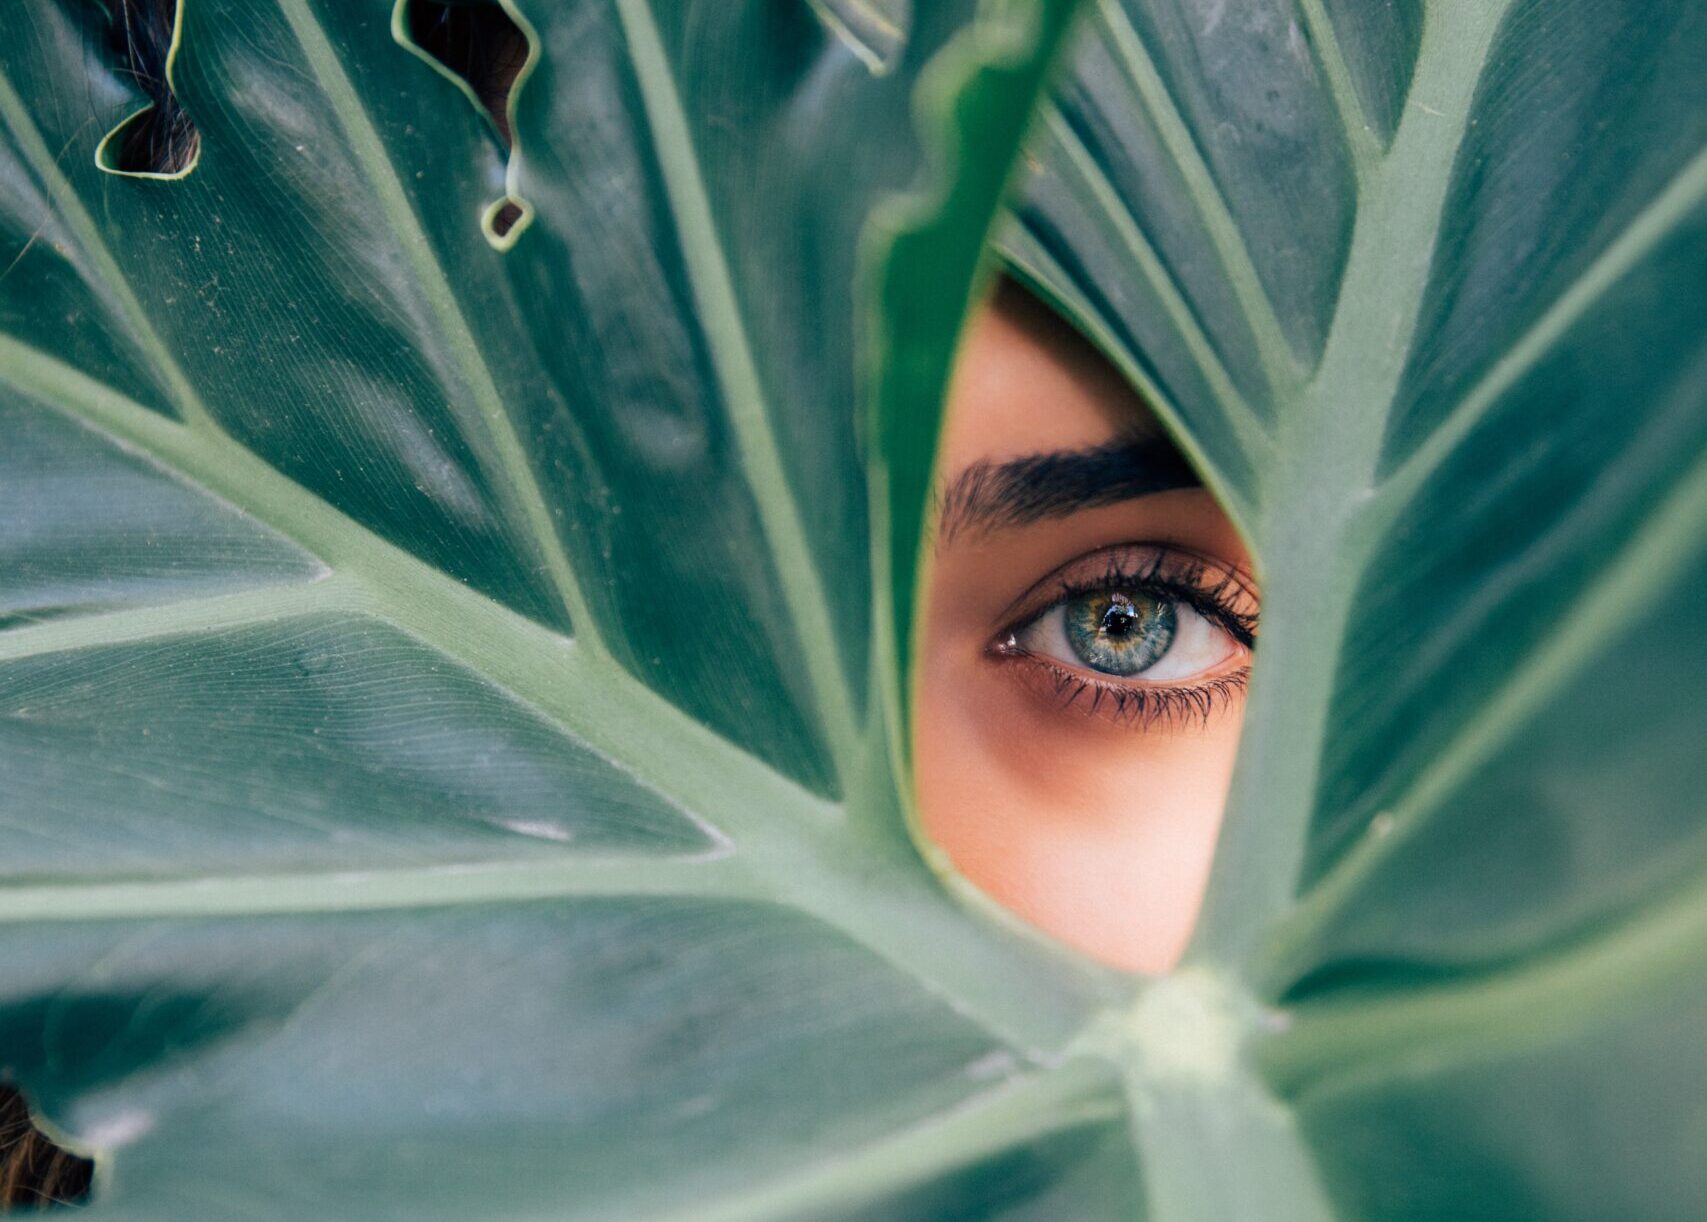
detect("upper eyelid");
top-left (995, 542), bottom-right (1258, 632)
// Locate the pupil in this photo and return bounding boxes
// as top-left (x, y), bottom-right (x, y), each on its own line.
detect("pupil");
top-left (1101, 598), bottom-right (1138, 637)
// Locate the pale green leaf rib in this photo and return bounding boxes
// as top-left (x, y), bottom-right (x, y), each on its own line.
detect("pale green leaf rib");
top-left (1123, 1065), bottom-right (1335, 1222)
top-left (1264, 849), bottom-right (1707, 1096)
top-left (999, 229), bottom-right (1261, 538)
top-left (1190, 0), bottom-right (1515, 969)
top-left (1039, 106), bottom-right (1271, 460)
top-left (1273, 448), bottom-right (1707, 976)
top-left (806, 0), bottom-right (906, 76)
top-left (0, 855), bottom-right (753, 924)
top-left (1283, 0), bottom-right (1514, 464)
top-left (0, 336), bottom-right (833, 851)
top-left (1092, 0), bottom-right (1300, 391)
top-left (0, 581), bottom-right (342, 663)
top-left (1294, 0), bottom-right (1380, 178)
top-left (1059, 970), bottom-right (1335, 1222)
top-left (1375, 143), bottom-right (1707, 518)
top-left (610, 0), bottom-right (862, 778)
top-left (273, 0), bottom-right (600, 647)
top-left (0, 66), bottom-right (214, 431)
top-left (655, 1057), bottom-right (1125, 1222)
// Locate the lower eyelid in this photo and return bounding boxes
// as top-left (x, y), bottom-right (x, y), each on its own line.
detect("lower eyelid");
top-left (993, 651), bottom-right (1252, 729)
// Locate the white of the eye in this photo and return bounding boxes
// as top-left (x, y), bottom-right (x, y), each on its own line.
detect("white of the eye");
top-left (1020, 599), bottom-right (1235, 680)
top-left (1019, 604), bottom-right (1077, 665)
top-left (1139, 603), bottom-right (1235, 680)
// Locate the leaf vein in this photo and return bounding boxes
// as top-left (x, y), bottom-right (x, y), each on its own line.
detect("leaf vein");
top-left (609, 0), bottom-right (861, 778)
top-left (274, 0), bottom-right (601, 648)
top-left (1041, 106), bottom-right (1271, 458)
top-left (1092, 0), bottom-right (1300, 389)
top-left (1378, 143), bottom-right (1707, 511)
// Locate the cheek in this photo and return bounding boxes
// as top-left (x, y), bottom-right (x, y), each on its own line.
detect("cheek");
top-left (913, 647), bottom-right (1243, 972)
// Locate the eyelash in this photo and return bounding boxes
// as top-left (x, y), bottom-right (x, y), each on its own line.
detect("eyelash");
top-left (990, 547), bottom-right (1258, 728)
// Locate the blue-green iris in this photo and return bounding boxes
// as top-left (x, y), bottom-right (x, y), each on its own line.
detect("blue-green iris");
top-left (1064, 592), bottom-right (1176, 676)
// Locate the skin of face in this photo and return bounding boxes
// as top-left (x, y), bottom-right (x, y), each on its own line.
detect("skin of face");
top-left (913, 282), bottom-right (1254, 973)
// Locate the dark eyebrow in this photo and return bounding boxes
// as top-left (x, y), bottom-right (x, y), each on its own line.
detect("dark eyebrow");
top-left (934, 436), bottom-right (1199, 544)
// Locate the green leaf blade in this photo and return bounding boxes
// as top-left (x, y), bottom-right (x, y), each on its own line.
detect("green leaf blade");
top-left (2, 901), bottom-right (1077, 1220)
top-left (0, 391), bottom-right (320, 629)
top-left (1007, 0), bottom-right (1707, 1217)
top-left (2, 2), bottom-right (1128, 1214)
top-left (1380, 0), bottom-right (1707, 475)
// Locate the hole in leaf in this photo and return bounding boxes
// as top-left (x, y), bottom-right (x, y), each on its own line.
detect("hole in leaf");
top-left (399, 0), bottom-right (536, 249)
top-left (403, 0), bottom-right (531, 147)
top-left (488, 197), bottom-right (525, 238)
top-left (0, 1087), bottom-right (93, 1210)
top-left (96, 0), bottom-right (199, 177)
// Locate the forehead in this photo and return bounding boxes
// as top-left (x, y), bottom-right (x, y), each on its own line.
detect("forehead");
top-left (940, 282), bottom-right (1161, 471)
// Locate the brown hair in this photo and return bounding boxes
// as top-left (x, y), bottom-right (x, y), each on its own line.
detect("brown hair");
top-left (0, 1090), bottom-right (89, 1210)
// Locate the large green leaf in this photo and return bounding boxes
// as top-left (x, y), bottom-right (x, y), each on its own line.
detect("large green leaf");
top-left (3, 0), bottom-right (1703, 1218)
top-left (1003, 0), bottom-right (1707, 1216)
top-left (0, 1), bottom-right (1124, 1216)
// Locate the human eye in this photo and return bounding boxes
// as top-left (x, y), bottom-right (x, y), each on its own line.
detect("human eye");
top-left (990, 544), bottom-right (1258, 726)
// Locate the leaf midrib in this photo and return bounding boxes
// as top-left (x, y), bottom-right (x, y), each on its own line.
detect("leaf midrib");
top-left (5, 337), bottom-right (1104, 1051)
top-left (1191, 0), bottom-right (1517, 969)
top-left (1263, 102), bottom-right (1707, 980)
